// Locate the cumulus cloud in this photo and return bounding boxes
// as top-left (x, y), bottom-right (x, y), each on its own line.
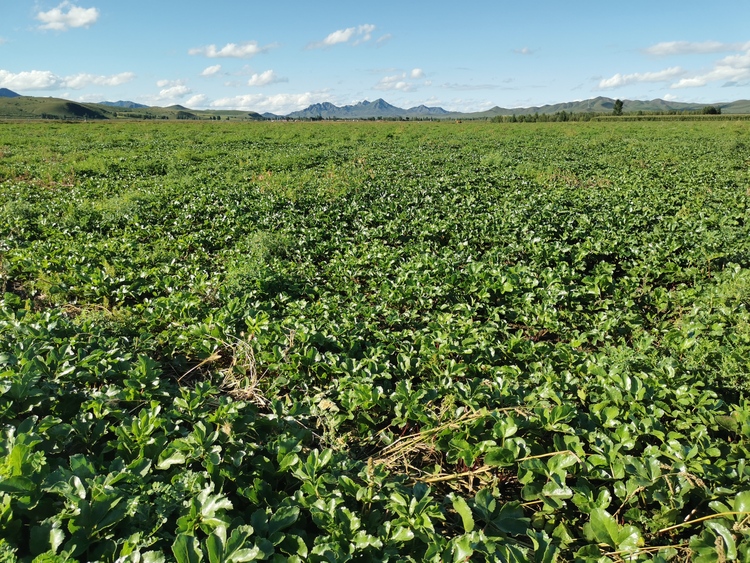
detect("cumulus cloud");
top-left (36, 2), bottom-right (99, 31)
top-left (373, 69), bottom-right (430, 92)
top-left (154, 79), bottom-right (191, 100)
top-left (0, 69), bottom-right (133, 91)
top-left (670, 49), bottom-right (750, 88)
top-left (64, 72), bottom-right (134, 89)
top-left (201, 65), bottom-right (222, 77)
top-left (247, 70), bottom-right (287, 87)
top-left (375, 74), bottom-right (414, 92)
top-left (211, 91), bottom-right (331, 114)
top-left (644, 40), bottom-right (750, 56)
top-left (189, 41), bottom-right (275, 59)
top-left (307, 24), bottom-right (377, 49)
top-left (185, 94), bottom-right (209, 108)
top-left (0, 70), bottom-right (60, 90)
top-left (598, 66), bottom-right (683, 89)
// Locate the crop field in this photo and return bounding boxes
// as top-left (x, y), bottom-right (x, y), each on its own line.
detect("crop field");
top-left (1, 119), bottom-right (750, 561)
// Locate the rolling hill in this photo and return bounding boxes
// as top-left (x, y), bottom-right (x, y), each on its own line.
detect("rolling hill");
top-left (0, 93), bottom-right (747, 121)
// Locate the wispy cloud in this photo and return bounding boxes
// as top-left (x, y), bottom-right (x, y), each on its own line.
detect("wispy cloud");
top-left (201, 65), bottom-right (222, 77)
top-left (376, 33), bottom-right (392, 47)
top-left (189, 41), bottom-right (276, 59)
top-left (247, 70), bottom-right (287, 87)
top-left (513, 47), bottom-right (534, 55)
top-left (0, 69), bottom-right (133, 90)
top-left (36, 2), bottom-right (99, 31)
top-left (441, 82), bottom-right (505, 91)
top-left (598, 66), bottom-right (683, 88)
top-left (307, 24), bottom-right (376, 49)
top-left (644, 40), bottom-right (750, 56)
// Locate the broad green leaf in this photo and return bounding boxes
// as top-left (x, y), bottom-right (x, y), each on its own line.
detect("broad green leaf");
top-left (734, 491), bottom-right (750, 513)
top-left (484, 447), bottom-right (516, 467)
top-left (268, 505), bottom-right (300, 536)
top-left (491, 502), bottom-right (530, 535)
top-left (172, 534), bottom-right (203, 563)
top-left (616, 524), bottom-right (643, 552)
top-left (206, 530), bottom-right (224, 563)
top-left (706, 521), bottom-right (737, 560)
top-left (451, 535), bottom-right (474, 562)
top-left (450, 493), bottom-right (474, 533)
top-left (156, 450), bottom-right (187, 470)
top-left (390, 526), bottom-right (415, 542)
top-left (528, 530), bottom-right (560, 563)
top-left (0, 476), bottom-right (35, 493)
top-left (586, 509), bottom-right (619, 548)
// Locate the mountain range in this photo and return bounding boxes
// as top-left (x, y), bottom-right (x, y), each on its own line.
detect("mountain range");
top-left (0, 88), bottom-right (748, 120)
top-left (99, 100), bottom-right (149, 109)
top-left (277, 96), bottom-right (750, 119)
top-left (278, 98), bottom-right (450, 119)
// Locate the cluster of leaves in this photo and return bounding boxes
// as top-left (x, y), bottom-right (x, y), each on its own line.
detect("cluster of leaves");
top-left (1, 120), bottom-right (750, 561)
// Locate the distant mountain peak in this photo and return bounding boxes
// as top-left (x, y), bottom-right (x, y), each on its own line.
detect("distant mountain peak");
top-left (0, 88), bottom-right (20, 98)
top-left (286, 98), bottom-right (448, 119)
top-left (99, 100), bottom-right (148, 109)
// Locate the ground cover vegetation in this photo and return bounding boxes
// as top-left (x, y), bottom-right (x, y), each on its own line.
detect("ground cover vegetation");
top-left (1, 120), bottom-right (750, 561)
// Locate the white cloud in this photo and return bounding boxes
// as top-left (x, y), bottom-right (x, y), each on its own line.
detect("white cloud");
top-left (247, 70), bottom-right (287, 87)
top-left (201, 65), bottom-right (222, 77)
top-left (598, 66), bottom-right (683, 88)
top-left (189, 41), bottom-right (275, 59)
top-left (0, 69), bottom-right (133, 91)
top-left (376, 33), bottom-right (392, 47)
top-left (374, 69), bottom-right (430, 92)
top-left (64, 72), bottom-right (134, 89)
top-left (374, 73), bottom-right (414, 92)
top-left (0, 70), bottom-right (60, 90)
top-left (36, 2), bottom-right (99, 31)
top-left (663, 93), bottom-right (678, 101)
top-left (513, 47), bottom-right (533, 55)
top-left (442, 82), bottom-right (503, 91)
top-left (185, 94), bottom-right (209, 108)
top-left (159, 85), bottom-right (191, 99)
top-left (154, 80), bottom-right (191, 100)
top-left (0, 38), bottom-right (7, 45)
top-left (670, 49), bottom-right (750, 88)
top-left (644, 40), bottom-right (750, 56)
top-left (307, 24), bottom-right (377, 49)
top-left (211, 91), bottom-right (331, 114)
top-left (353, 24), bottom-right (375, 45)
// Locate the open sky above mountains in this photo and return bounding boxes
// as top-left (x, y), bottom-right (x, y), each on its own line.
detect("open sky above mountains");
top-left (1, 1), bottom-right (749, 114)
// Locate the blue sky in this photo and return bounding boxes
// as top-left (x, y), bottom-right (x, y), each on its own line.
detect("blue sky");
top-left (1, 0), bottom-right (749, 114)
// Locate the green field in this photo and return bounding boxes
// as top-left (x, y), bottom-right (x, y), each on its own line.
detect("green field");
top-left (1, 120), bottom-right (750, 561)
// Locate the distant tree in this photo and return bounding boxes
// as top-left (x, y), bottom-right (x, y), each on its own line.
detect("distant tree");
top-left (613, 99), bottom-right (624, 116)
top-left (702, 106), bottom-right (721, 115)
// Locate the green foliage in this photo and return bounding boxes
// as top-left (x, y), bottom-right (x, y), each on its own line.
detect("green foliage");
top-left (1, 120), bottom-right (750, 560)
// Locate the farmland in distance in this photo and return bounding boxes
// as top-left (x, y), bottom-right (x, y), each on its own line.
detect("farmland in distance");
top-left (1, 120), bottom-right (750, 561)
